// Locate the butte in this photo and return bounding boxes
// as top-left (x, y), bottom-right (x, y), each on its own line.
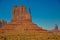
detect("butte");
top-left (0, 6), bottom-right (48, 36)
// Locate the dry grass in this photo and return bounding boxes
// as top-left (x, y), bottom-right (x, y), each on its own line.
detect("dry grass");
top-left (0, 32), bottom-right (60, 40)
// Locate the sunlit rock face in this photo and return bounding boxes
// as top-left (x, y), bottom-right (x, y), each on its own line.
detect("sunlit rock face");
top-left (11, 6), bottom-right (32, 23)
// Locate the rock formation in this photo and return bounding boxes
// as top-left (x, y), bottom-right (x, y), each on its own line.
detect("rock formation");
top-left (54, 24), bottom-right (58, 30)
top-left (0, 6), bottom-right (48, 36)
top-left (0, 20), bottom-right (7, 27)
top-left (50, 24), bottom-right (60, 33)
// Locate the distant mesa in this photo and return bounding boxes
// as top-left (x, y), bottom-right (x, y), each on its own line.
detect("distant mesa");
top-left (54, 24), bottom-right (58, 30)
top-left (50, 24), bottom-right (60, 33)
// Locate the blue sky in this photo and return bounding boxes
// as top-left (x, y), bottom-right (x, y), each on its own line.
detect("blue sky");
top-left (0, 0), bottom-right (60, 30)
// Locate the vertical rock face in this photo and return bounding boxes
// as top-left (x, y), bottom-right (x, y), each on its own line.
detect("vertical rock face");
top-left (11, 6), bottom-right (31, 23)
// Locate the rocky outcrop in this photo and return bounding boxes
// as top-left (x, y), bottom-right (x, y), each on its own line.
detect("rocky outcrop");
top-left (0, 20), bottom-right (7, 27)
top-left (49, 24), bottom-right (60, 33)
top-left (0, 6), bottom-right (48, 35)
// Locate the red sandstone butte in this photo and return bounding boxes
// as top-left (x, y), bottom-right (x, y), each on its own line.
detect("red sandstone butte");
top-left (0, 6), bottom-right (49, 35)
